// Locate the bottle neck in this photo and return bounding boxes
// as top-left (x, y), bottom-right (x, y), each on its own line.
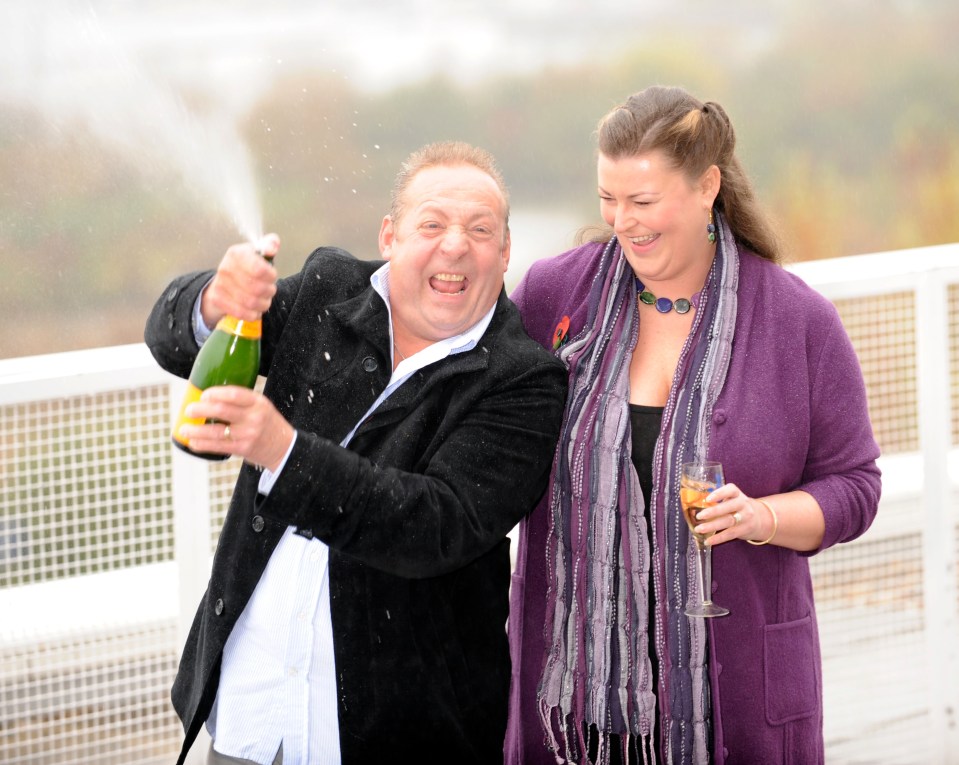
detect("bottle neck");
top-left (210, 250), bottom-right (273, 340)
top-left (212, 250), bottom-right (273, 338)
top-left (215, 315), bottom-right (262, 339)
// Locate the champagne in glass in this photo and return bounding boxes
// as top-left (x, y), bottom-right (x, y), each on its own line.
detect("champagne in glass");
top-left (680, 460), bottom-right (730, 617)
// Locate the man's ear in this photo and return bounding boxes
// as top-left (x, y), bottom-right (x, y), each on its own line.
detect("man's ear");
top-left (378, 215), bottom-right (395, 259)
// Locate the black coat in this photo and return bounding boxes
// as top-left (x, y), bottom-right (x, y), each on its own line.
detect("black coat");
top-left (145, 247), bottom-right (567, 764)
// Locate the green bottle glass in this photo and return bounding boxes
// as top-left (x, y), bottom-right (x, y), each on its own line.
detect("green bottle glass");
top-left (170, 256), bottom-right (272, 460)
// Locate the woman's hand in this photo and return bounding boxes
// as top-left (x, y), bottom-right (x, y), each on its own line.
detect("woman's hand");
top-left (693, 482), bottom-right (775, 546)
top-left (178, 385), bottom-right (295, 472)
top-left (693, 484), bottom-right (826, 551)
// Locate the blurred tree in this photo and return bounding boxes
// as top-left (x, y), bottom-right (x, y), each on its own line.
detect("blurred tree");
top-left (730, 0), bottom-right (959, 257)
top-left (2, 0), bottom-right (956, 358)
top-left (893, 127), bottom-right (959, 247)
top-left (765, 153), bottom-right (850, 262)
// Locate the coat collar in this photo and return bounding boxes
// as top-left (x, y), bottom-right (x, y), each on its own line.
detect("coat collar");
top-left (326, 287), bottom-right (512, 441)
top-left (326, 283), bottom-right (508, 376)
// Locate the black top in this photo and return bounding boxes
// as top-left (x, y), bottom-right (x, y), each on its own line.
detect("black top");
top-left (629, 404), bottom-right (664, 509)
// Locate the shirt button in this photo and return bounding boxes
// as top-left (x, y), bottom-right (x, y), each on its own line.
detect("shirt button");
top-left (214, 598), bottom-right (224, 616)
top-left (251, 515), bottom-right (265, 532)
top-left (362, 356), bottom-right (377, 372)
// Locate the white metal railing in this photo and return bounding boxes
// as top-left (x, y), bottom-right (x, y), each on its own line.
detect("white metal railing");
top-left (1, 245), bottom-right (958, 764)
top-left (790, 244), bottom-right (959, 764)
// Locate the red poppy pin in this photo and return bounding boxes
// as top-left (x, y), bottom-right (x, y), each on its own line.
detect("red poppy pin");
top-left (552, 316), bottom-right (571, 350)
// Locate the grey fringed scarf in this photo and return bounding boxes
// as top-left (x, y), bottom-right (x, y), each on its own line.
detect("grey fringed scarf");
top-left (537, 211), bottom-right (739, 764)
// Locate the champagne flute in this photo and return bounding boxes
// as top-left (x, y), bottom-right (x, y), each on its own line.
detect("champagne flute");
top-left (680, 460), bottom-right (730, 618)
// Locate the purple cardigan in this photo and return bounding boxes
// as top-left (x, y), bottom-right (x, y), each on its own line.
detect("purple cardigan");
top-left (505, 242), bottom-right (881, 765)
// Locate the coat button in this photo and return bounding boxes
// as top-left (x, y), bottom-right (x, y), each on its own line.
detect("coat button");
top-left (252, 515), bottom-right (265, 532)
top-left (166, 287), bottom-right (179, 302)
top-left (214, 598), bottom-right (224, 616)
top-left (362, 356), bottom-right (377, 372)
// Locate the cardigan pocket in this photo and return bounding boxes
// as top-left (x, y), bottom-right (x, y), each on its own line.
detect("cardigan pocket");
top-left (763, 613), bottom-right (818, 725)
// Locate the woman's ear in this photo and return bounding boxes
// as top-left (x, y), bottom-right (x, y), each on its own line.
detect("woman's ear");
top-left (701, 164), bottom-right (721, 207)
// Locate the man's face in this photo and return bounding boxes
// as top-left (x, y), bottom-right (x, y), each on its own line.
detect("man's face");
top-left (379, 164), bottom-right (511, 348)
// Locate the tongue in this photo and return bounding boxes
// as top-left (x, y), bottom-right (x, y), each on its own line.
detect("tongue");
top-left (431, 277), bottom-right (464, 295)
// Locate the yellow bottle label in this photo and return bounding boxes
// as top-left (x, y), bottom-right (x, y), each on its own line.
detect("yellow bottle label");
top-left (171, 382), bottom-right (206, 447)
top-left (216, 315), bottom-right (262, 339)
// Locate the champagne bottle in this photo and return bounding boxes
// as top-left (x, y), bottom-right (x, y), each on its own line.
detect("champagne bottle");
top-left (170, 252), bottom-right (273, 460)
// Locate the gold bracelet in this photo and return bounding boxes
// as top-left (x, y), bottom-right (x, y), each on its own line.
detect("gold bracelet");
top-left (748, 499), bottom-right (778, 546)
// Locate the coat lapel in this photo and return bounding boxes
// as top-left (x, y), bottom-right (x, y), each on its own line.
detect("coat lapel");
top-left (328, 290), bottom-right (511, 446)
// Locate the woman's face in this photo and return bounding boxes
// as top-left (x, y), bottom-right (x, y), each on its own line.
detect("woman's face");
top-left (597, 150), bottom-right (719, 286)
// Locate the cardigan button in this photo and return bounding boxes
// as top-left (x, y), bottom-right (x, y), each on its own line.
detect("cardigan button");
top-left (214, 598), bottom-right (224, 616)
top-left (362, 356), bottom-right (377, 372)
top-left (713, 409), bottom-right (727, 425)
top-left (252, 515), bottom-right (265, 533)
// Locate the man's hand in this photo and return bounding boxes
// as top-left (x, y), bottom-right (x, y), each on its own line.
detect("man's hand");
top-left (178, 385), bottom-right (295, 472)
top-left (201, 233), bottom-right (281, 327)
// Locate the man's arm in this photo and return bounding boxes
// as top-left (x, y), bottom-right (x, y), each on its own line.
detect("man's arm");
top-left (261, 356), bottom-right (567, 578)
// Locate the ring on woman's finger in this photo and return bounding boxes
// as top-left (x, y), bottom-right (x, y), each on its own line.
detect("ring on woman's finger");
top-left (732, 511), bottom-right (742, 526)
top-left (223, 425), bottom-right (231, 440)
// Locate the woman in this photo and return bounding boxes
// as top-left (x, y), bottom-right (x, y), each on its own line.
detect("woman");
top-left (505, 86), bottom-right (881, 764)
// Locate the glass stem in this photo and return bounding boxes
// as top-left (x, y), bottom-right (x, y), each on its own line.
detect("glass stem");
top-left (698, 542), bottom-right (714, 606)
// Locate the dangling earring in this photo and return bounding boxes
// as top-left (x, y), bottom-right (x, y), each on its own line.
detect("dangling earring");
top-left (706, 208), bottom-right (717, 243)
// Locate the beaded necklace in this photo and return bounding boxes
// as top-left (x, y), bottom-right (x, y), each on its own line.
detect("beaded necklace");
top-left (635, 277), bottom-right (693, 315)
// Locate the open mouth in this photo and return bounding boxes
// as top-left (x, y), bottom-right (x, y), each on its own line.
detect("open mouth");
top-left (629, 233), bottom-right (659, 246)
top-left (430, 273), bottom-right (467, 295)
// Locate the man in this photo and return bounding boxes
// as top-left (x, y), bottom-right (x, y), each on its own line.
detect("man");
top-left (145, 141), bottom-right (567, 765)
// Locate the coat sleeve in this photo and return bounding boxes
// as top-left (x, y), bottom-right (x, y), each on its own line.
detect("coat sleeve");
top-left (143, 270), bottom-right (216, 378)
top-left (800, 311), bottom-right (882, 553)
top-left (260, 355), bottom-right (568, 578)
